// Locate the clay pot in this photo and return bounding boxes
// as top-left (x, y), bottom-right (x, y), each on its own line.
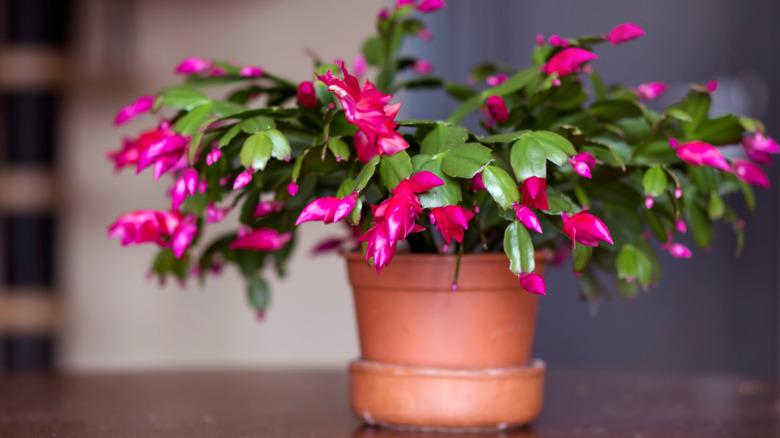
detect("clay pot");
top-left (345, 252), bottom-right (550, 432)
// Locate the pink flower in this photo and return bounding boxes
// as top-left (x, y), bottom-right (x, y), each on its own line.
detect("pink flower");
top-left (210, 67), bottom-right (228, 76)
top-left (287, 181), bottom-right (299, 196)
top-left (229, 228), bottom-right (292, 251)
top-left (673, 140), bottom-right (730, 172)
top-left (706, 80), bottom-right (719, 93)
top-left (171, 169), bottom-right (198, 211)
top-left (675, 219), bottom-right (687, 233)
top-left (318, 63), bottom-right (408, 163)
top-left (175, 57), bottom-right (212, 74)
top-left (732, 159), bottom-right (770, 189)
top-left (114, 95), bottom-right (155, 126)
top-left (233, 169), bottom-right (254, 190)
top-left (562, 211), bottom-right (614, 249)
top-left (254, 201), bottom-right (284, 218)
top-left (535, 34), bottom-right (546, 46)
top-left (485, 95), bottom-right (509, 123)
top-left (570, 152), bottom-right (596, 178)
top-left (378, 8), bottom-right (390, 19)
top-left (134, 126), bottom-right (190, 180)
top-left (512, 205), bottom-right (542, 233)
top-left (605, 23), bottom-right (645, 45)
top-left (674, 186), bottom-right (683, 199)
top-left (541, 48), bottom-right (597, 77)
top-left (206, 148), bottom-right (222, 166)
top-left (296, 193), bottom-right (358, 225)
top-left (519, 273), bottom-right (546, 295)
top-left (297, 81), bottom-right (317, 107)
top-left (352, 54), bottom-right (368, 78)
top-left (240, 65), bottom-right (264, 77)
top-left (359, 172), bottom-right (444, 272)
top-left (520, 176), bottom-right (549, 210)
top-left (108, 210), bottom-right (197, 258)
top-left (486, 74), bottom-right (508, 86)
top-left (396, 0), bottom-right (415, 7)
top-left (644, 195), bottom-right (654, 209)
top-left (470, 172), bottom-right (486, 191)
top-left (742, 132), bottom-right (780, 165)
top-left (429, 205), bottom-right (475, 245)
top-left (419, 28), bottom-right (433, 41)
top-left (413, 59), bottom-right (434, 74)
top-left (107, 127), bottom-right (171, 172)
top-left (548, 34), bottom-right (568, 47)
top-left (206, 203), bottom-right (231, 224)
top-left (634, 82), bottom-right (667, 101)
top-left (416, 0), bottom-right (446, 13)
top-left (663, 242), bottom-right (692, 259)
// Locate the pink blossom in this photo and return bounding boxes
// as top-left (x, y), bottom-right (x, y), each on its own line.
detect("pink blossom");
top-left (210, 67), bottom-right (228, 76)
top-left (206, 148), bottom-right (222, 166)
top-left (206, 203), bottom-right (231, 224)
top-left (520, 176), bottom-right (548, 210)
top-left (663, 242), bottom-right (692, 259)
top-left (108, 210), bottom-right (197, 258)
top-left (171, 215), bottom-right (198, 258)
top-left (318, 63), bottom-right (408, 163)
top-left (535, 34), bottom-right (545, 46)
top-left (240, 65), bottom-right (264, 77)
top-left (486, 74), bottom-right (508, 86)
top-left (359, 172), bottom-right (444, 272)
top-left (378, 8), bottom-right (390, 19)
top-left (297, 81), bottom-right (317, 107)
top-left (548, 34), bottom-right (568, 47)
top-left (171, 168), bottom-right (199, 211)
top-left (287, 181), bottom-right (299, 196)
top-left (541, 47), bottom-right (597, 77)
top-left (229, 228), bottom-right (292, 251)
top-left (419, 28), bottom-right (433, 41)
top-left (396, 0), bottom-right (415, 6)
top-left (254, 201), bottom-right (284, 218)
top-left (605, 23), bottom-right (645, 45)
top-left (634, 82), bottom-right (667, 101)
top-left (706, 80), bottom-right (719, 93)
top-left (413, 59), bottom-right (434, 74)
top-left (416, 0), bottom-right (446, 13)
top-left (429, 205), bottom-right (475, 245)
top-left (675, 219), bottom-right (687, 233)
top-left (233, 169), bottom-right (254, 190)
top-left (519, 273), bottom-right (546, 295)
top-left (296, 193), bottom-right (358, 225)
top-left (644, 195), bottom-right (654, 209)
top-left (742, 132), bottom-right (780, 165)
top-left (674, 186), bottom-right (683, 199)
top-left (134, 127), bottom-right (190, 180)
top-left (114, 95), bottom-right (155, 126)
top-left (570, 152), bottom-right (596, 178)
top-left (486, 95), bottom-right (509, 123)
top-left (352, 54), bottom-right (368, 78)
top-left (732, 159), bottom-right (770, 188)
top-left (512, 205), bottom-right (542, 233)
top-left (175, 57), bottom-right (212, 74)
top-left (107, 126), bottom-right (172, 172)
top-left (470, 172), bottom-right (486, 191)
top-left (312, 238), bottom-right (345, 255)
top-left (674, 141), bottom-right (730, 171)
top-left (562, 211), bottom-right (614, 249)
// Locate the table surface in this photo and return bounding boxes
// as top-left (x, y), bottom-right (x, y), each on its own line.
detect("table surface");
top-left (0, 369), bottom-right (778, 438)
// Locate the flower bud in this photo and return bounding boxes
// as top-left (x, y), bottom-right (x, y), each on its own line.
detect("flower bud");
top-left (486, 95), bottom-right (509, 123)
top-left (297, 81), bottom-right (317, 107)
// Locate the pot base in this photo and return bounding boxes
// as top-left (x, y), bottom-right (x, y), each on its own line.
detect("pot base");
top-left (349, 359), bottom-right (546, 432)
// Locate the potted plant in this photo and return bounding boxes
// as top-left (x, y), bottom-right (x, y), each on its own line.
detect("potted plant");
top-left (106, 0), bottom-right (776, 432)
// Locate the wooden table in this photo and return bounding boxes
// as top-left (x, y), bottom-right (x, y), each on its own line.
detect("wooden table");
top-left (0, 369), bottom-right (778, 437)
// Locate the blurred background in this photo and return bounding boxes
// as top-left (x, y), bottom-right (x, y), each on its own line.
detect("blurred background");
top-left (0, 0), bottom-right (777, 379)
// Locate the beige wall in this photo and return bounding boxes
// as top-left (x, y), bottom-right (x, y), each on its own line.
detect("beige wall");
top-left (61, 0), bottom-right (380, 370)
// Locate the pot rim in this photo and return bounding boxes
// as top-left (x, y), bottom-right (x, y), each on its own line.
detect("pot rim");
top-left (342, 249), bottom-right (553, 264)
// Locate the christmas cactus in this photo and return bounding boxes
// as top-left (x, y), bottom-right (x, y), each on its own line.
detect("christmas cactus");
top-left (107, 1), bottom-right (776, 312)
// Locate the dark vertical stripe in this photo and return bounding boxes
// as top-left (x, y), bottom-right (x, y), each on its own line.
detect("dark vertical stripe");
top-left (2, 335), bottom-right (54, 371)
top-left (2, 214), bottom-right (55, 287)
top-left (1, 91), bottom-right (59, 165)
top-left (2, 0), bottom-right (71, 45)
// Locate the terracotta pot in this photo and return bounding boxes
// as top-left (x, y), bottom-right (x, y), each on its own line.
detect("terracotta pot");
top-left (345, 252), bottom-right (550, 432)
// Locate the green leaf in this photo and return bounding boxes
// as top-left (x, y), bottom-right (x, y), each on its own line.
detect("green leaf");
top-left (694, 114), bottom-right (743, 145)
top-left (444, 82), bottom-right (477, 101)
top-left (503, 221), bottom-right (535, 275)
top-left (708, 192), bottom-right (725, 220)
top-left (572, 244), bottom-right (592, 273)
top-left (665, 108), bottom-right (692, 123)
top-left (173, 102), bottom-right (214, 135)
top-left (642, 165), bottom-right (667, 196)
top-left (188, 132), bottom-right (203, 163)
top-left (162, 86), bottom-right (210, 110)
top-left (212, 100), bottom-right (245, 117)
top-left (411, 155), bottom-right (462, 208)
top-left (420, 123), bottom-right (468, 155)
top-left (219, 124), bottom-right (242, 146)
top-left (481, 165), bottom-right (519, 209)
top-left (687, 200), bottom-right (714, 249)
top-left (543, 186), bottom-right (574, 214)
top-left (533, 130), bottom-right (576, 165)
top-left (590, 100), bottom-right (643, 121)
top-left (616, 244), bottom-right (652, 287)
top-left (247, 276), bottom-right (271, 311)
top-left (441, 143), bottom-right (493, 178)
top-left (448, 67), bottom-right (538, 123)
top-left (327, 137), bottom-right (351, 162)
top-left (241, 116), bottom-right (276, 133)
top-left (510, 135), bottom-right (547, 180)
top-left (739, 116), bottom-right (765, 133)
top-left (362, 37), bottom-right (385, 66)
top-left (351, 155), bottom-right (380, 192)
top-left (479, 130), bottom-right (530, 144)
top-left (739, 180), bottom-right (755, 211)
top-left (265, 129), bottom-right (291, 161)
top-left (677, 90), bottom-right (711, 134)
top-left (589, 71), bottom-right (607, 101)
top-left (240, 132), bottom-right (273, 170)
top-left (379, 151), bottom-right (412, 189)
